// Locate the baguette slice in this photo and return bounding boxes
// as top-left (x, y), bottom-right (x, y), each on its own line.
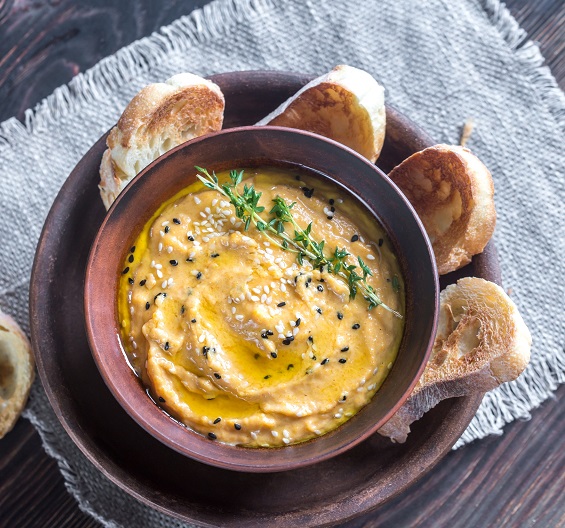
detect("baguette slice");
top-left (0, 312), bottom-right (35, 439)
top-left (388, 145), bottom-right (496, 275)
top-left (378, 277), bottom-right (531, 443)
top-left (256, 65), bottom-right (386, 163)
top-left (99, 73), bottom-right (225, 209)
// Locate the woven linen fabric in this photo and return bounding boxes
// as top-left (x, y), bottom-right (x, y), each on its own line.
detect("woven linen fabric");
top-left (1, 0), bottom-right (563, 525)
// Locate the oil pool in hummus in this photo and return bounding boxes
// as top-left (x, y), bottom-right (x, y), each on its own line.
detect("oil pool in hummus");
top-left (118, 167), bottom-right (404, 447)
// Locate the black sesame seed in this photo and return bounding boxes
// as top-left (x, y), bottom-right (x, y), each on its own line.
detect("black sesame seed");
top-left (164, 225), bottom-right (170, 233)
top-left (261, 332), bottom-right (269, 339)
top-left (312, 355), bottom-right (317, 361)
top-left (302, 187), bottom-right (314, 198)
top-left (327, 216), bottom-right (333, 220)
top-left (173, 218), bottom-right (181, 225)
top-left (214, 373), bottom-right (221, 379)
top-left (305, 281), bottom-right (309, 288)
top-left (213, 417), bottom-right (221, 424)
top-left (128, 254), bottom-right (134, 263)
top-left (316, 307), bottom-right (322, 315)
top-left (271, 352), bottom-right (278, 358)
top-left (191, 318), bottom-right (197, 323)
top-left (158, 396), bottom-right (165, 403)
top-left (317, 285), bottom-right (324, 292)
top-left (211, 253), bottom-right (219, 258)
top-left (202, 346), bottom-right (209, 357)
top-left (234, 423), bottom-right (242, 430)
top-left (351, 234), bottom-right (359, 242)
top-left (282, 339), bottom-right (291, 345)
top-left (329, 199), bottom-right (335, 205)
top-left (254, 353), bottom-right (260, 359)
top-left (145, 302), bottom-right (150, 310)
top-left (307, 277), bottom-right (312, 283)
top-left (169, 259), bottom-right (178, 266)
top-left (287, 364), bottom-right (294, 370)
top-left (164, 342), bottom-right (170, 351)
top-left (139, 279), bottom-right (146, 286)
top-left (196, 272), bottom-right (202, 279)
top-left (339, 358), bottom-right (347, 364)
top-left (277, 302), bottom-right (286, 307)
top-left (188, 235), bottom-right (195, 241)
top-left (330, 206), bottom-right (335, 212)
top-left (130, 246), bottom-right (136, 253)
top-left (208, 432), bottom-right (217, 440)
top-left (352, 323), bottom-right (360, 330)
top-left (264, 375), bottom-right (271, 379)
top-left (154, 292), bottom-right (166, 301)
top-left (308, 336), bottom-right (314, 343)
top-left (341, 347), bottom-right (349, 352)
top-left (122, 267), bottom-right (129, 274)
top-left (378, 238), bottom-right (384, 247)
top-left (321, 358), bottom-right (329, 365)
top-left (267, 330), bottom-right (274, 336)
top-left (341, 395), bottom-right (347, 401)
top-left (295, 318), bottom-right (301, 326)
top-left (128, 277), bottom-right (134, 285)
top-left (319, 278), bottom-right (325, 282)
top-left (181, 305), bottom-right (185, 314)
top-left (186, 258), bottom-right (193, 262)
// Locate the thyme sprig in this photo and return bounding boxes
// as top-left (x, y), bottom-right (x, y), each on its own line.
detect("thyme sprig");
top-left (195, 167), bottom-right (401, 318)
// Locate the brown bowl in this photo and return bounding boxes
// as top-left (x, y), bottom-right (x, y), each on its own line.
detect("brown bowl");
top-left (84, 126), bottom-right (439, 472)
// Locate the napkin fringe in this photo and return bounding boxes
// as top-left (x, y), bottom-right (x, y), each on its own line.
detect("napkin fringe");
top-left (450, 0), bottom-right (565, 449)
top-left (0, 0), bottom-right (276, 152)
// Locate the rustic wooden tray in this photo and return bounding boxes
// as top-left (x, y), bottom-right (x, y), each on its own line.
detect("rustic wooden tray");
top-left (30, 71), bottom-right (497, 527)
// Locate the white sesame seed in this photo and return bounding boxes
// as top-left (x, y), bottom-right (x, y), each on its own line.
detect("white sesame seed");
top-left (230, 217), bottom-right (236, 225)
top-left (271, 431), bottom-right (279, 437)
top-left (154, 263), bottom-right (162, 269)
top-left (366, 254), bottom-right (375, 260)
top-left (274, 257), bottom-right (282, 264)
top-left (268, 265), bottom-right (278, 272)
top-left (250, 431), bottom-right (258, 439)
top-left (334, 413), bottom-right (342, 419)
top-left (368, 384), bottom-right (376, 391)
top-left (264, 285), bottom-right (270, 294)
top-left (235, 222), bottom-right (242, 228)
top-left (191, 270), bottom-right (200, 276)
top-left (266, 297), bottom-right (272, 305)
top-left (251, 296), bottom-right (260, 302)
top-left (278, 333), bottom-right (285, 339)
top-left (252, 287), bottom-right (261, 294)
top-left (202, 237), bottom-right (209, 242)
top-left (314, 429), bottom-right (322, 435)
top-left (265, 248), bottom-right (273, 255)
top-left (223, 209), bottom-right (231, 215)
top-left (167, 278), bottom-right (173, 285)
top-left (161, 221), bottom-right (169, 226)
top-left (156, 270), bottom-right (163, 279)
top-left (194, 196), bottom-right (201, 204)
top-left (205, 207), bottom-right (211, 214)
top-left (283, 429), bottom-right (290, 438)
top-left (360, 236), bottom-right (365, 243)
top-left (212, 199), bottom-right (218, 206)
top-left (290, 320), bottom-right (296, 327)
top-left (199, 334), bottom-right (206, 343)
top-left (282, 437), bottom-right (290, 444)
top-left (162, 280), bottom-right (168, 288)
top-left (275, 323), bottom-right (284, 333)
top-left (235, 314), bottom-right (244, 322)
top-left (189, 252), bottom-right (196, 258)
top-left (293, 327), bottom-right (299, 336)
top-left (281, 284), bottom-right (287, 292)
top-left (160, 230), bottom-right (165, 237)
top-left (261, 294), bottom-right (267, 303)
top-left (167, 246), bottom-right (173, 253)
top-left (337, 198), bottom-right (343, 204)
top-left (158, 242), bottom-right (163, 252)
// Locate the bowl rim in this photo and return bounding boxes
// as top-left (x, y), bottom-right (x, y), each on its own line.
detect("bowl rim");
top-left (84, 125), bottom-right (439, 472)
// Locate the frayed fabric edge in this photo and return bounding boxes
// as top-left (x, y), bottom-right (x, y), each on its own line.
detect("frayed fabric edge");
top-left (0, 0), bottom-right (276, 152)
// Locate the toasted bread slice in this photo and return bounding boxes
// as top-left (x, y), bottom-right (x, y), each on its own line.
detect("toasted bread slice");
top-left (256, 65), bottom-right (386, 163)
top-left (388, 145), bottom-right (496, 275)
top-left (99, 73), bottom-right (225, 209)
top-left (0, 312), bottom-right (35, 439)
top-left (378, 277), bottom-right (531, 443)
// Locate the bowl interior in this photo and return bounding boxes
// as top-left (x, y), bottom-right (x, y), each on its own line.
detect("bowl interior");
top-left (85, 126), bottom-right (438, 472)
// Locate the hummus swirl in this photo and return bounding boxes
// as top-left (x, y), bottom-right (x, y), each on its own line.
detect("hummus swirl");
top-left (120, 168), bottom-right (404, 447)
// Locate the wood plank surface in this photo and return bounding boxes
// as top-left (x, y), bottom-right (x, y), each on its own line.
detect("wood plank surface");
top-left (0, 1), bottom-right (563, 527)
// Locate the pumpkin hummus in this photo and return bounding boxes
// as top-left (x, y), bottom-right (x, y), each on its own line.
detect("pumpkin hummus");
top-left (119, 168), bottom-right (404, 447)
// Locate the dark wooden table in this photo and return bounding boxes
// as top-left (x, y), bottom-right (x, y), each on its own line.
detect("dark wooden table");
top-left (0, 1), bottom-right (563, 527)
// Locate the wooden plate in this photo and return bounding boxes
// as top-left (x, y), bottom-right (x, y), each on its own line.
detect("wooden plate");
top-left (30, 71), bottom-right (498, 527)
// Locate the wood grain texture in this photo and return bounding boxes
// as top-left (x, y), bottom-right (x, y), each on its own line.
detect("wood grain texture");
top-left (0, 1), bottom-right (563, 527)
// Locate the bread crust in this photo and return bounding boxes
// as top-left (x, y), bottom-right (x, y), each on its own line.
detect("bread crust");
top-left (378, 278), bottom-right (531, 443)
top-left (0, 312), bottom-right (35, 439)
top-left (388, 145), bottom-right (496, 275)
top-left (256, 65), bottom-right (386, 163)
top-left (99, 73), bottom-right (225, 209)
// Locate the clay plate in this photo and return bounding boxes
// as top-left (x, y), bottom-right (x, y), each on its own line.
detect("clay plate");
top-left (30, 71), bottom-right (496, 526)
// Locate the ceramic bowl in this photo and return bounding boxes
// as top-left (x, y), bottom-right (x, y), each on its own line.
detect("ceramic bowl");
top-left (84, 126), bottom-right (439, 472)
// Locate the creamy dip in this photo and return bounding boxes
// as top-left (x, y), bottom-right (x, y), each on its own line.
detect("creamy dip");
top-left (118, 167), bottom-right (404, 447)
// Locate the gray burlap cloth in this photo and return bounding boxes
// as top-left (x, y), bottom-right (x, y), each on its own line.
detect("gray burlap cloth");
top-left (1, 0), bottom-right (563, 525)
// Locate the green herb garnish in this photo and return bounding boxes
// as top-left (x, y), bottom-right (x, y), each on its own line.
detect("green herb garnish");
top-left (195, 167), bottom-right (401, 318)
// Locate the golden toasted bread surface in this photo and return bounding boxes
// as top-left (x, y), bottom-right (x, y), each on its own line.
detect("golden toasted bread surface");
top-left (257, 65), bottom-right (386, 162)
top-left (378, 278), bottom-right (531, 443)
top-left (99, 73), bottom-right (225, 209)
top-left (389, 145), bottom-right (496, 274)
top-left (0, 312), bottom-right (35, 439)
